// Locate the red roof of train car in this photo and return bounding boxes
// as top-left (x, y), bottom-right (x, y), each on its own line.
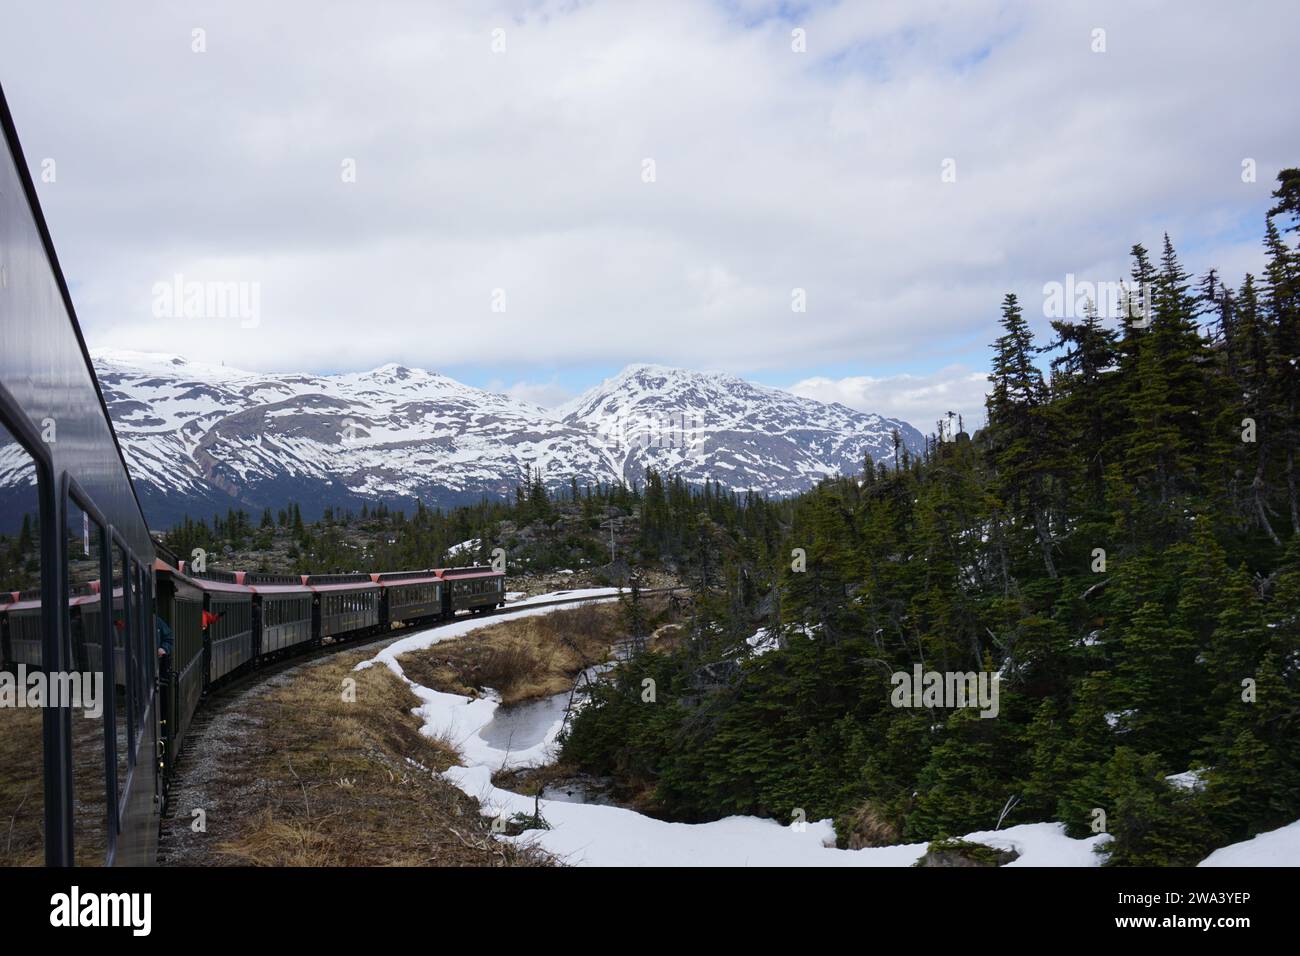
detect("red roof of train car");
top-left (234, 571), bottom-right (312, 596)
top-left (245, 583), bottom-right (313, 596)
top-left (174, 571), bottom-right (252, 596)
top-left (2, 591), bottom-right (103, 609)
top-left (191, 579), bottom-right (252, 595)
top-left (435, 568), bottom-right (503, 580)
top-left (303, 580), bottom-right (380, 593)
top-left (370, 573), bottom-right (442, 587)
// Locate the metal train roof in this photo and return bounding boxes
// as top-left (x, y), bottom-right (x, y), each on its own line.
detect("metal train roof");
top-left (138, 557), bottom-right (499, 597)
top-left (436, 568), bottom-right (504, 580)
top-left (371, 571), bottom-right (442, 587)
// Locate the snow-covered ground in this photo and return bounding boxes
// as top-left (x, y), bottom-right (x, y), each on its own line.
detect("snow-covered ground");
top-left (746, 627), bottom-right (779, 656)
top-left (357, 592), bottom-right (1293, 867)
top-left (445, 764), bottom-right (1108, 867)
top-left (446, 538), bottom-right (479, 558)
top-left (1198, 819), bottom-right (1300, 866)
top-left (1165, 769), bottom-right (1207, 792)
top-left (356, 589), bottom-right (623, 768)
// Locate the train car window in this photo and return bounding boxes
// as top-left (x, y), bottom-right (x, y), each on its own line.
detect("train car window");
top-left (128, 561), bottom-right (144, 743)
top-left (139, 567), bottom-right (152, 705)
top-left (0, 421), bottom-right (44, 865)
top-left (110, 543), bottom-right (131, 808)
top-left (130, 561), bottom-right (148, 724)
top-left (65, 497), bottom-right (109, 865)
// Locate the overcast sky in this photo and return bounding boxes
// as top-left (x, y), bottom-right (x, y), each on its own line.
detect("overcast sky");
top-left (2, 0), bottom-right (1296, 432)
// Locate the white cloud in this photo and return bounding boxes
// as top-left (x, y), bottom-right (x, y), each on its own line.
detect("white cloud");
top-left (2, 0), bottom-right (1294, 395)
top-left (790, 367), bottom-right (992, 436)
top-left (492, 378), bottom-right (576, 411)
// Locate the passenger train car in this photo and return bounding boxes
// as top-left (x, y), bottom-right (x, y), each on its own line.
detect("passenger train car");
top-left (147, 561), bottom-right (503, 794)
top-left (1, 549), bottom-right (506, 868)
top-left (0, 83), bottom-right (505, 867)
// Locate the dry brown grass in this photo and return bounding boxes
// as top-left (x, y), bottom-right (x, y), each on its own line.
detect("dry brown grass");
top-left (166, 594), bottom-right (686, 866)
top-left (398, 601), bottom-right (628, 704)
top-left (837, 799), bottom-right (903, 849)
top-left (0, 705), bottom-right (45, 866)
top-left (492, 759), bottom-right (584, 796)
top-left (647, 622), bottom-right (687, 653)
top-left (0, 695), bottom-right (113, 866)
top-left (167, 648), bottom-right (553, 867)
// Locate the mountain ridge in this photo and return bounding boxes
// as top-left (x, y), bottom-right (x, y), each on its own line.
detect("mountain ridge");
top-left (1, 351), bottom-right (924, 528)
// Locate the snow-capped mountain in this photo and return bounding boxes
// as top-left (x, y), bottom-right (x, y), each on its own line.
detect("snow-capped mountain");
top-left (87, 350), bottom-right (617, 526)
top-left (0, 352), bottom-right (924, 528)
top-left (561, 364), bottom-right (923, 494)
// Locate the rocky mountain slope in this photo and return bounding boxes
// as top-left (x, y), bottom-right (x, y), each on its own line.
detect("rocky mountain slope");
top-left (561, 364), bottom-right (923, 495)
top-left (1, 351), bottom-right (924, 528)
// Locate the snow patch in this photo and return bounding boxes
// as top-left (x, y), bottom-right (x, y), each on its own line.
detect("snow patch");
top-left (359, 590), bottom-right (1115, 867)
top-left (1199, 819), bottom-right (1300, 867)
top-left (1165, 769), bottom-right (1207, 792)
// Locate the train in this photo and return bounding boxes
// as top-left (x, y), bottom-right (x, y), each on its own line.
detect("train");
top-left (0, 81), bottom-right (507, 866)
top-left (0, 547), bottom-right (505, 869)
top-left (152, 560), bottom-right (505, 772)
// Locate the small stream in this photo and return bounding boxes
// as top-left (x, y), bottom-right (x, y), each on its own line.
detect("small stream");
top-left (478, 692), bottom-right (570, 752)
top-left (475, 662), bottom-right (618, 803)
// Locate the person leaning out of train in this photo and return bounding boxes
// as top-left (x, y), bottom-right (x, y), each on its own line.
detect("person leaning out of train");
top-left (156, 615), bottom-right (173, 677)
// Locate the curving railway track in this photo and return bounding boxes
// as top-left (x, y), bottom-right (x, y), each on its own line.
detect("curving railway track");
top-left (159, 586), bottom-right (685, 823)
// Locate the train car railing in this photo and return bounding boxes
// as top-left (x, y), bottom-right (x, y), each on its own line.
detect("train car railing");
top-left (206, 593), bottom-right (254, 684)
top-left (6, 589), bottom-right (44, 667)
top-left (372, 570), bottom-right (443, 624)
top-left (255, 591), bottom-right (314, 654)
top-left (439, 567), bottom-right (507, 614)
top-left (304, 574), bottom-right (381, 638)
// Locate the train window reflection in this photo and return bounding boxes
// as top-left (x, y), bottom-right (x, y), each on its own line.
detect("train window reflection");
top-left (111, 543), bottom-right (130, 809)
top-left (130, 561), bottom-right (146, 734)
top-left (67, 497), bottom-right (108, 865)
top-left (0, 421), bottom-right (44, 865)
